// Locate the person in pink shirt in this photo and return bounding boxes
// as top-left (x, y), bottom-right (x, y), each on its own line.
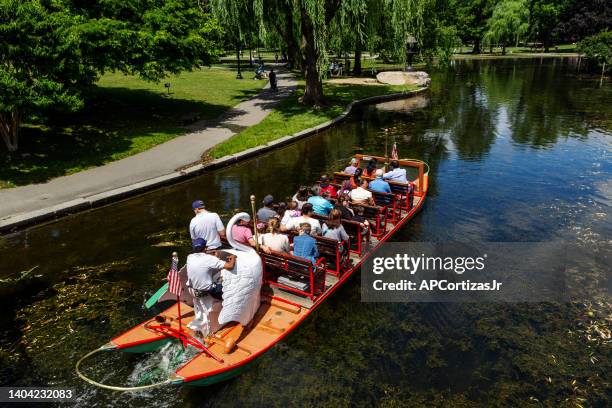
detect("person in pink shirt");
top-left (231, 218), bottom-right (257, 248)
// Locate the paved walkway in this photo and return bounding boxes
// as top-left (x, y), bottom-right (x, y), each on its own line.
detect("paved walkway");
top-left (0, 70), bottom-right (296, 228)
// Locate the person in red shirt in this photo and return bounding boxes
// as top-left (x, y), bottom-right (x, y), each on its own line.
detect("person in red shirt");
top-left (319, 174), bottom-right (338, 199)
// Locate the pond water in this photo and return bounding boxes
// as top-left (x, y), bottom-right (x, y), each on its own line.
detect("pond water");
top-left (0, 59), bottom-right (610, 407)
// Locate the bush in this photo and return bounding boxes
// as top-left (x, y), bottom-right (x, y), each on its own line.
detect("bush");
top-left (577, 31), bottom-right (612, 73)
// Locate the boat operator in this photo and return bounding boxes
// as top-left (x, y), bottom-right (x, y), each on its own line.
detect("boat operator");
top-left (186, 238), bottom-right (236, 338)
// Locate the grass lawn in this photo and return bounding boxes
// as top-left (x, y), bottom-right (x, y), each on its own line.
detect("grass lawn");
top-left (209, 80), bottom-right (418, 159)
top-left (0, 66), bottom-right (265, 188)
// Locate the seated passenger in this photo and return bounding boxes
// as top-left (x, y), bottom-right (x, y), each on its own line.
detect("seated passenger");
top-left (292, 186), bottom-right (310, 210)
top-left (322, 209), bottom-right (349, 243)
top-left (336, 195), bottom-right (370, 241)
top-left (383, 160), bottom-right (408, 183)
top-left (307, 186), bottom-right (334, 216)
top-left (257, 195), bottom-right (278, 223)
top-left (280, 201), bottom-right (301, 226)
top-left (350, 178), bottom-right (376, 206)
top-left (350, 167), bottom-right (363, 189)
top-left (231, 217), bottom-right (257, 248)
top-left (369, 169), bottom-right (392, 194)
top-left (343, 158), bottom-right (359, 175)
top-left (363, 158), bottom-right (378, 178)
top-left (186, 238), bottom-right (236, 337)
top-left (319, 175), bottom-right (338, 199)
top-left (292, 223), bottom-right (319, 264)
top-left (258, 219), bottom-right (290, 254)
top-left (281, 203), bottom-right (322, 235)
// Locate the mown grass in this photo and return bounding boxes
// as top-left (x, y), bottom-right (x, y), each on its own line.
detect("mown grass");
top-left (0, 67), bottom-right (265, 188)
top-left (209, 81), bottom-right (418, 159)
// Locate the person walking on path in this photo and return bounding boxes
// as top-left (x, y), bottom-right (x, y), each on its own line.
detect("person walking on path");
top-left (269, 68), bottom-right (278, 92)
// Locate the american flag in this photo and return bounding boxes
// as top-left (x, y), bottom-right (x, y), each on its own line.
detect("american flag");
top-left (391, 142), bottom-right (398, 160)
top-left (167, 255), bottom-right (182, 296)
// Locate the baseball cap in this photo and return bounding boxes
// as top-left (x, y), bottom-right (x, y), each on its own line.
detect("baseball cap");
top-left (192, 200), bottom-right (205, 210)
top-left (375, 169), bottom-right (384, 177)
top-left (192, 238), bottom-right (207, 250)
top-left (262, 195), bottom-right (274, 206)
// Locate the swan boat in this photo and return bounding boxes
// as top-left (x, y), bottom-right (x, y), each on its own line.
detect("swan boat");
top-left (76, 155), bottom-right (429, 389)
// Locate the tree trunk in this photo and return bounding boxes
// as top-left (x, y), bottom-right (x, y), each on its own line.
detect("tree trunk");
top-left (299, 5), bottom-right (324, 106)
top-left (0, 110), bottom-right (20, 152)
top-left (472, 38), bottom-right (481, 54)
top-left (354, 44), bottom-right (362, 75)
top-left (279, 8), bottom-right (299, 70)
top-left (502, 42), bottom-right (506, 55)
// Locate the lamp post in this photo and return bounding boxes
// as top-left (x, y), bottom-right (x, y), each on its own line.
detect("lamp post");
top-left (405, 35), bottom-right (417, 72)
top-left (236, 42), bottom-right (243, 79)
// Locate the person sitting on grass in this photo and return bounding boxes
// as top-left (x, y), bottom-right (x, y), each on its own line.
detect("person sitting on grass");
top-left (292, 223), bottom-right (319, 264)
top-left (307, 185), bottom-right (334, 216)
top-left (281, 203), bottom-right (322, 236)
top-left (350, 178), bottom-right (375, 206)
top-left (258, 218), bottom-right (290, 254)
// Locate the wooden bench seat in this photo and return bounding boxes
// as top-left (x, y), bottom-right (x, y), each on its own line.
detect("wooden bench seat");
top-left (261, 251), bottom-right (326, 301)
top-left (311, 214), bottom-right (364, 256)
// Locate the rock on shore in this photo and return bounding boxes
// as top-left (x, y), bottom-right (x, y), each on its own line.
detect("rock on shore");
top-left (376, 71), bottom-right (431, 87)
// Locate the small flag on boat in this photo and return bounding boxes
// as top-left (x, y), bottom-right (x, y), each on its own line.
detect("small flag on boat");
top-left (391, 142), bottom-right (398, 160)
top-left (167, 254), bottom-right (182, 296)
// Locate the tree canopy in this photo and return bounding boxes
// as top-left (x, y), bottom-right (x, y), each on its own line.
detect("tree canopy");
top-left (0, 0), bottom-right (221, 151)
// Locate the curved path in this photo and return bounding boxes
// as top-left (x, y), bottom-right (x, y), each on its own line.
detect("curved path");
top-left (0, 70), bottom-right (296, 231)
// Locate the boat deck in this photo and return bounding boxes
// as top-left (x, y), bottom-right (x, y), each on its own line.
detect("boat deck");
top-left (262, 195), bottom-right (422, 310)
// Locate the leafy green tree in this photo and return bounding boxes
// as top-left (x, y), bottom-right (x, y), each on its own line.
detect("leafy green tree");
top-left (0, 0), bottom-right (221, 152)
top-left (577, 31), bottom-right (612, 73)
top-left (210, 0), bottom-right (258, 73)
top-left (451, 0), bottom-right (496, 54)
top-left (485, 0), bottom-right (530, 54)
top-left (528, 0), bottom-right (565, 52)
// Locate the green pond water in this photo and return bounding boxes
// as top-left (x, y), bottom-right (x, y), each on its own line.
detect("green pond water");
top-left (0, 59), bottom-right (610, 407)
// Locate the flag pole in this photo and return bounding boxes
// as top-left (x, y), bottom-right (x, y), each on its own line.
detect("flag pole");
top-left (172, 251), bottom-right (184, 344)
top-left (250, 195), bottom-right (260, 252)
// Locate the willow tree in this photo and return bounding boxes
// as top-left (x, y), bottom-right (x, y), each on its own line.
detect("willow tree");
top-left (210, 0), bottom-right (258, 74)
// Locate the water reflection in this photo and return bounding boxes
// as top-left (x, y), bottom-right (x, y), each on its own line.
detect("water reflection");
top-left (0, 59), bottom-right (610, 406)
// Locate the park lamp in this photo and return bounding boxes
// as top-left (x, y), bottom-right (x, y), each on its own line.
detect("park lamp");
top-left (405, 34), bottom-right (417, 72)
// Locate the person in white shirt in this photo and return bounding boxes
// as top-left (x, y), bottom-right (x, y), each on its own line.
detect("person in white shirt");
top-left (189, 199), bottom-right (226, 249)
top-left (350, 178), bottom-right (375, 206)
top-left (258, 219), bottom-right (290, 254)
top-left (383, 160), bottom-right (408, 183)
top-left (281, 203), bottom-right (322, 235)
top-left (186, 238), bottom-right (236, 338)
